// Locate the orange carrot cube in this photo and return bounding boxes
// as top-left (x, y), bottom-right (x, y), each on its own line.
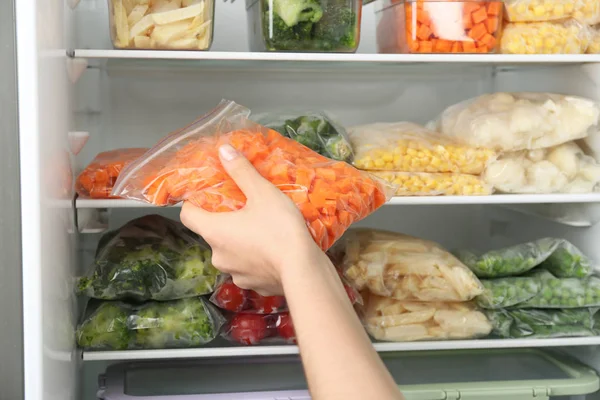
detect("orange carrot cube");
top-left (471, 6), bottom-right (488, 24)
top-left (468, 22), bottom-right (487, 40)
top-left (418, 40), bottom-right (433, 52)
top-left (486, 16), bottom-right (499, 33)
top-left (417, 24), bottom-right (432, 40)
top-left (487, 1), bottom-right (502, 16)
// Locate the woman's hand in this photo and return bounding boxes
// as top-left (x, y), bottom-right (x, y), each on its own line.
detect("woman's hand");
top-left (180, 144), bottom-right (321, 296)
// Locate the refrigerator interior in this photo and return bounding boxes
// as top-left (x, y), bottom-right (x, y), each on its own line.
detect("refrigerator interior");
top-left (13, 0), bottom-right (600, 399)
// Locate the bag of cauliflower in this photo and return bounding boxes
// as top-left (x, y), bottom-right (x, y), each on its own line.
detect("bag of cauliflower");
top-left (483, 142), bottom-right (600, 194)
top-left (428, 93), bottom-right (600, 152)
top-left (342, 229), bottom-right (484, 302)
top-left (360, 292), bottom-right (492, 342)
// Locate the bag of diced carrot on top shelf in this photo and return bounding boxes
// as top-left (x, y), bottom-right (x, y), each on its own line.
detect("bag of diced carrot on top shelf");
top-left (112, 101), bottom-right (394, 251)
top-left (76, 148), bottom-right (148, 199)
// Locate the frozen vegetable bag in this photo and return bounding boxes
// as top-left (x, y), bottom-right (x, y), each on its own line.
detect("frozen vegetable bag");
top-left (341, 229), bottom-right (484, 302)
top-left (77, 215), bottom-right (220, 301)
top-left (112, 101), bottom-right (393, 251)
top-left (77, 297), bottom-right (224, 350)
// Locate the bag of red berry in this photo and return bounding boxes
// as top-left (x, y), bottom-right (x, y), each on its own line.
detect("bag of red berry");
top-left (222, 312), bottom-right (297, 346)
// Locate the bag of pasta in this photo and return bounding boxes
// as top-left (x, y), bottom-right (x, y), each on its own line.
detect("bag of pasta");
top-left (342, 229), bottom-right (484, 302)
top-left (428, 92), bottom-right (600, 151)
top-left (112, 101), bottom-right (393, 251)
top-left (360, 292), bottom-right (492, 342)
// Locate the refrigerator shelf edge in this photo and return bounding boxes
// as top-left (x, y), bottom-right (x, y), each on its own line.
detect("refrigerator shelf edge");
top-left (75, 193), bottom-right (600, 208)
top-left (82, 336), bottom-right (600, 361)
top-left (70, 50), bottom-right (600, 64)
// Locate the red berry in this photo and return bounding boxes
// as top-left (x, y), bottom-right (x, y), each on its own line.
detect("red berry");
top-left (229, 314), bottom-right (268, 345)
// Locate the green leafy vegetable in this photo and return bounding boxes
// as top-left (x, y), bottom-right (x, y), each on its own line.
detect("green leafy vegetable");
top-left (76, 302), bottom-right (131, 350)
top-left (77, 215), bottom-right (219, 301)
top-left (262, 0), bottom-right (358, 51)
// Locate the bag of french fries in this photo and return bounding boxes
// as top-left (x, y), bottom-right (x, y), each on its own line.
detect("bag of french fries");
top-left (360, 292), bottom-right (492, 342)
top-left (341, 229), bottom-right (484, 302)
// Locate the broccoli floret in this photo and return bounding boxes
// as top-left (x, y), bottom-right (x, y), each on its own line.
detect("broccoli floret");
top-left (264, 12), bottom-right (315, 50)
top-left (313, 4), bottom-right (357, 50)
top-left (132, 298), bottom-right (218, 349)
top-left (324, 136), bottom-right (354, 162)
top-left (271, 0), bottom-right (323, 27)
top-left (76, 302), bottom-right (131, 350)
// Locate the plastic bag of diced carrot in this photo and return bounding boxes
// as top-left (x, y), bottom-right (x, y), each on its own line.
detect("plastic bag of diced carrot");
top-left (112, 101), bottom-right (394, 250)
top-left (76, 148), bottom-right (149, 198)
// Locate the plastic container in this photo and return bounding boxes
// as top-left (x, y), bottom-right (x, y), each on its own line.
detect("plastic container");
top-left (245, 0), bottom-right (362, 52)
top-left (97, 349), bottom-right (599, 399)
top-left (376, 0), bottom-right (503, 54)
top-left (107, 0), bottom-right (214, 50)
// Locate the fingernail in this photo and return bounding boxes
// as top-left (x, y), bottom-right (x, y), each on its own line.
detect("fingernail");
top-left (219, 144), bottom-right (239, 161)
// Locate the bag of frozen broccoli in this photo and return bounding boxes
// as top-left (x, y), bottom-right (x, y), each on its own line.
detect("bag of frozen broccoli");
top-left (456, 238), bottom-right (595, 279)
top-left (77, 215), bottom-right (220, 301)
top-left (486, 308), bottom-right (598, 339)
top-left (254, 111), bottom-right (354, 163)
top-left (76, 298), bottom-right (224, 350)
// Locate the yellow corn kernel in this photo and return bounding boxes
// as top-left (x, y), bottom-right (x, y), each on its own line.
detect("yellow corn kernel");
top-left (501, 20), bottom-right (588, 54)
top-left (372, 172), bottom-right (492, 196)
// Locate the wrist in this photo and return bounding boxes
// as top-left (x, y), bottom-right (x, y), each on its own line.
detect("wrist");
top-left (279, 240), bottom-right (331, 288)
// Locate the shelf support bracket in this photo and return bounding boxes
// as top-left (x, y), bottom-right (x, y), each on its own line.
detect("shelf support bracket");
top-left (66, 57), bottom-right (88, 84)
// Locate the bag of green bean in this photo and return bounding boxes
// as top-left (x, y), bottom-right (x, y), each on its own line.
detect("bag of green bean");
top-left (456, 238), bottom-right (595, 279)
top-left (485, 308), bottom-right (598, 339)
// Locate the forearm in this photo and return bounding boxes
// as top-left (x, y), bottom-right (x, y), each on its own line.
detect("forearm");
top-left (281, 246), bottom-right (404, 400)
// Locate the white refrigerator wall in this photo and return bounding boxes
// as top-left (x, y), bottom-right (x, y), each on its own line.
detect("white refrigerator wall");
top-left (14, 1), bottom-right (600, 400)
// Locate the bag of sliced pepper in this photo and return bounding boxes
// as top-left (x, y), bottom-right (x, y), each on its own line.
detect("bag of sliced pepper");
top-left (76, 148), bottom-right (148, 198)
top-left (76, 215), bottom-right (220, 301)
top-left (210, 272), bottom-right (362, 314)
top-left (111, 100), bottom-right (393, 251)
top-left (221, 312), bottom-right (296, 345)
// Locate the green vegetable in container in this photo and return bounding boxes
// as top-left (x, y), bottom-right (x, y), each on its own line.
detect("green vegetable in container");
top-left (262, 0), bottom-right (358, 51)
top-left (76, 298), bottom-right (224, 351)
top-left (76, 302), bottom-right (132, 350)
top-left (77, 215), bottom-right (219, 301)
top-left (131, 297), bottom-right (223, 349)
top-left (258, 112), bottom-right (354, 162)
top-left (485, 308), bottom-right (598, 339)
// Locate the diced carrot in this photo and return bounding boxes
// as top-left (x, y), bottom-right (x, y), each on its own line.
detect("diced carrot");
top-left (468, 22), bottom-right (487, 40)
top-left (462, 2), bottom-right (480, 16)
top-left (463, 41), bottom-right (477, 52)
top-left (434, 39), bottom-right (453, 52)
top-left (418, 40), bottom-right (433, 52)
top-left (486, 16), bottom-right (499, 33)
top-left (463, 14), bottom-right (473, 29)
top-left (316, 167), bottom-right (337, 182)
top-left (480, 33), bottom-right (496, 49)
top-left (417, 24), bottom-right (432, 40)
top-left (486, 1), bottom-right (502, 16)
top-left (476, 44), bottom-right (489, 53)
top-left (451, 41), bottom-right (463, 52)
top-left (416, 9), bottom-right (430, 25)
top-left (471, 6), bottom-right (488, 24)
top-left (408, 39), bottom-right (420, 52)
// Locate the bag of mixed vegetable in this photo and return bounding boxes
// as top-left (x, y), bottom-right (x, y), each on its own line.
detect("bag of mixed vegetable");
top-left (248, 0), bottom-right (361, 52)
top-left (457, 238), bottom-right (595, 279)
top-left (485, 308), bottom-right (599, 339)
top-left (77, 215), bottom-right (220, 301)
top-left (254, 111), bottom-right (353, 163)
top-left (76, 298), bottom-right (224, 350)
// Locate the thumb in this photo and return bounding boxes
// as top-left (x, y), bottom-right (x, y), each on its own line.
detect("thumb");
top-left (219, 144), bottom-right (270, 198)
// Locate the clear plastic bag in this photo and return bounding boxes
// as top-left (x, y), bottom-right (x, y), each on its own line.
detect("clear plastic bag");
top-left (342, 229), bottom-right (484, 302)
top-left (457, 238), bottom-right (594, 279)
top-left (428, 93), bottom-right (600, 152)
top-left (476, 276), bottom-right (542, 309)
top-left (112, 101), bottom-right (393, 251)
top-left (76, 297), bottom-right (225, 350)
top-left (75, 148), bottom-right (148, 199)
top-left (372, 171), bottom-right (492, 196)
top-left (519, 270), bottom-right (600, 308)
top-left (253, 111), bottom-right (354, 163)
top-left (486, 308), bottom-right (598, 339)
top-left (77, 215), bottom-right (220, 301)
top-left (348, 122), bottom-right (496, 174)
top-left (504, 0), bottom-right (600, 24)
top-left (210, 271), bottom-right (361, 313)
top-left (500, 20), bottom-right (591, 54)
top-left (360, 292), bottom-right (492, 342)
top-left (483, 142), bottom-right (600, 194)
top-left (587, 25), bottom-right (600, 53)
top-left (221, 312), bottom-right (296, 345)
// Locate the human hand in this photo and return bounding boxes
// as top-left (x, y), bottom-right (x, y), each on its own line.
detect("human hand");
top-left (180, 144), bottom-right (322, 296)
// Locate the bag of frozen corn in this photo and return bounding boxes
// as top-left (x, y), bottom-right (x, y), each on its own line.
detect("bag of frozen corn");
top-left (504, 0), bottom-right (600, 24)
top-left (341, 229), bottom-right (484, 302)
top-left (372, 171), bottom-right (492, 196)
top-left (360, 292), bottom-right (492, 342)
top-left (588, 25), bottom-right (600, 53)
top-left (347, 122), bottom-right (496, 175)
top-left (500, 20), bottom-right (591, 54)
